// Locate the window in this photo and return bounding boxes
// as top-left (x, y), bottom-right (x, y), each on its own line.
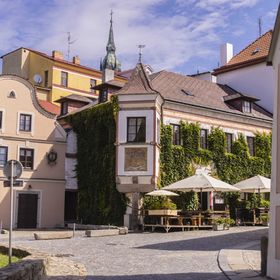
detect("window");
top-left (20, 148), bottom-right (34, 169)
top-left (44, 70), bottom-right (49, 87)
top-left (243, 101), bottom-right (252, 113)
top-left (19, 114), bottom-right (32, 131)
top-left (99, 89), bottom-right (108, 103)
top-left (225, 133), bottom-right (233, 153)
top-left (0, 111), bottom-right (2, 129)
top-left (61, 71), bottom-right (68, 87)
top-left (171, 124), bottom-right (180, 145)
top-left (61, 102), bottom-right (68, 115)
top-left (0, 146), bottom-right (8, 166)
top-left (90, 79), bottom-right (96, 93)
top-left (200, 129), bottom-right (208, 149)
top-left (127, 117), bottom-right (146, 143)
top-left (247, 136), bottom-right (255, 156)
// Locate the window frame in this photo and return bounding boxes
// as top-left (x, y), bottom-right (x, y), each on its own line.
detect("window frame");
top-left (200, 129), bottom-right (208, 149)
top-left (90, 79), bottom-right (96, 93)
top-left (243, 100), bottom-right (252, 113)
top-left (99, 89), bottom-right (108, 103)
top-left (44, 70), bottom-right (49, 87)
top-left (127, 117), bottom-right (146, 143)
top-left (0, 111), bottom-right (2, 130)
top-left (171, 124), bottom-right (181, 145)
top-left (19, 113), bottom-right (32, 132)
top-left (0, 146), bottom-right (8, 167)
top-left (61, 71), bottom-right (68, 87)
top-left (225, 133), bottom-right (233, 153)
top-left (247, 136), bottom-right (255, 156)
top-left (19, 148), bottom-right (34, 170)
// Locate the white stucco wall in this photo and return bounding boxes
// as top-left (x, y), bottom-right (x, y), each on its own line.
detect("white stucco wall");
top-left (216, 62), bottom-right (274, 113)
top-left (267, 32), bottom-right (280, 280)
top-left (66, 130), bottom-right (77, 154)
top-left (117, 110), bottom-right (155, 176)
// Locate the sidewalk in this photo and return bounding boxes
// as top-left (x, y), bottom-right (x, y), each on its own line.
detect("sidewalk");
top-left (218, 240), bottom-right (268, 280)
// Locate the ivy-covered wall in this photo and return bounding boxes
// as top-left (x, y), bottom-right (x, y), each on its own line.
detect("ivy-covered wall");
top-left (160, 122), bottom-right (272, 187)
top-left (66, 98), bottom-right (126, 225)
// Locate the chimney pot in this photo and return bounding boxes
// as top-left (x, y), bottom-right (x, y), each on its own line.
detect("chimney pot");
top-left (220, 43), bottom-right (233, 67)
top-left (72, 56), bottom-right (80, 65)
top-left (52, 50), bottom-right (63, 60)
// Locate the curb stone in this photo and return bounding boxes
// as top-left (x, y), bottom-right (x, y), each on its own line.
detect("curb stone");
top-left (218, 241), bottom-right (269, 280)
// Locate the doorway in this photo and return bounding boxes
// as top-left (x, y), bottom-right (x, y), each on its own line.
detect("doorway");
top-left (17, 193), bottom-right (38, 228)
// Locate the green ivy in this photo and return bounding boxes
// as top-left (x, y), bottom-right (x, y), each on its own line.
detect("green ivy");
top-left (66, 98), bottom-right (126, 226)
top-left (160, 122), bottom-right (272, 216)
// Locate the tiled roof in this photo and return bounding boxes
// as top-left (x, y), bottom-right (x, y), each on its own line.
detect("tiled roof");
top-left (93, 80), bottom-right (125, 90)
top-left (117, 63), bottom-right (158, 95)
top-left (55, 94), bottom-right (95, 104)
top-left (214, 30), bottom-right (272, 74)
top-left (1, 47), bottom-right (126, 80)
top-left (38, 100), bottom-right (60, 115)
top-left (149, 70), bottom-right (271, 120)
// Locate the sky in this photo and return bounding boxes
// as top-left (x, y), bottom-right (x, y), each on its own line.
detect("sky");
top-left (0, 0), bottom-right (279, 75)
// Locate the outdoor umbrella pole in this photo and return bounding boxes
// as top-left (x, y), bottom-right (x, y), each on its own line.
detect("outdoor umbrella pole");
top-left (200, 188), bottom-right (203, 210)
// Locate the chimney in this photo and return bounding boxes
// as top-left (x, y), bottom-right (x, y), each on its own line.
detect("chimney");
top-left (220, 43), bottom-right (233, 66)
top-left (72, 55), bottom-right (80, 65)
top-left (52, 50), bottom-right (63, 60)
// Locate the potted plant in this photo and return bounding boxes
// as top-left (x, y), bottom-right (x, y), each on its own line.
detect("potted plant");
top-left (223, 218), bottom-right (235, 230)
top-left (144, 197), bottom-right (178, 216)
top-left (212, 218), bottom-right (225, 231)
top-left (261, 214), bottom-right (269, 226)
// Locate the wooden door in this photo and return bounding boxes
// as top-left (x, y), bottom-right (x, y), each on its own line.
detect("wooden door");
top-left (17, 193), bottom-right (38, 228)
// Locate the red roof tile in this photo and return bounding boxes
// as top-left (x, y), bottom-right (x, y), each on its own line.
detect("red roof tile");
top-left (38, 100), bottom-right (60, 115)
top-left (214, 30), bottom-right (272, 74)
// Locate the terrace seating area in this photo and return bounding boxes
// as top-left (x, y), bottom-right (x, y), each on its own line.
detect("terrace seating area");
top-left (143, 210), bottom-right (230, 233)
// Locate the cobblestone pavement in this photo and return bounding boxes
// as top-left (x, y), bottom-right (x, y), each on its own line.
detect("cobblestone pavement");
top-left (0, 227), bottom-right (267, 280)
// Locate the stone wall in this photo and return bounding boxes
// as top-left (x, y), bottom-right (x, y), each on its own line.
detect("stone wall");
top-left (0, 245), bottom-right (47, 280)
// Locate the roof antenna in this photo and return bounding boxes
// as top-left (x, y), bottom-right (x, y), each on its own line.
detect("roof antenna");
top-left (137, 45), bottom-right (145, 63)
top-left (258, 17), bottom-right (262, 37)
top-left (67, 32), bottom-right (77, 61)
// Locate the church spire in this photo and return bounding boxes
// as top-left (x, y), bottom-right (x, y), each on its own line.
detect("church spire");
top-left (106, 11), bottom-right (116, 52)
top-left (100, 11), bottom-right (121, 72)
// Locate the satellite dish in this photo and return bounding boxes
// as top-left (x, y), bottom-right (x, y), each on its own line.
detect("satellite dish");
top-left (33, 74), bottom-right (42, 84)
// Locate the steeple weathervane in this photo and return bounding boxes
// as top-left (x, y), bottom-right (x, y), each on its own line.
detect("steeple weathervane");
top-left (101, 10), bottom-right (121, 71)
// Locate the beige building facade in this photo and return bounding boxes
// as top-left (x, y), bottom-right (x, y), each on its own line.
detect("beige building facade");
top-left (0, 75), bottom-right (66, 229)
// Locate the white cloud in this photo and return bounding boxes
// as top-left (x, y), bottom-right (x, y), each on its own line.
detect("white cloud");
top-left (0, 0), bottom-right (273, 73)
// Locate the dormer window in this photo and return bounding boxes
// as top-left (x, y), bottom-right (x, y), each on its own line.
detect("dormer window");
top-left (242, 101), bottom-right (251, 113)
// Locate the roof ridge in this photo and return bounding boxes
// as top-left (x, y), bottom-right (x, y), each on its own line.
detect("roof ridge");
top-left (227, 29), bottom-right (272, 65)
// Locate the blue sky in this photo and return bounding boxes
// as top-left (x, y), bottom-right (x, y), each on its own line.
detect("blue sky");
top-left (0, 0), bottom-right (278, 75)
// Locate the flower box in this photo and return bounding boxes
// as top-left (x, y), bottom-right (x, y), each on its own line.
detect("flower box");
top-left (148, 209), bottom-right (178, 216)
top-left (213, 224), bottom-right (224, 231)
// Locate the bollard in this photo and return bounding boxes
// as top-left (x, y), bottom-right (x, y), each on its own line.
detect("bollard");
top-left (260, 236), bottom-right (268, 276)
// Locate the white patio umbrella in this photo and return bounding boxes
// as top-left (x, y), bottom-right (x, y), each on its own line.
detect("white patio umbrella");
top-left (233, 175), bottom-right (271, 193)
top-left (163, 173), bottom-right (239, 209)
top-left (163, 173), bottom-right (239, 193)
top-left (145, 189), bottom-right (179, 196)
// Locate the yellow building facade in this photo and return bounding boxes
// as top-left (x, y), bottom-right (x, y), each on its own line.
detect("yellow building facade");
top-left (1, 48), bottom-right (126, 104)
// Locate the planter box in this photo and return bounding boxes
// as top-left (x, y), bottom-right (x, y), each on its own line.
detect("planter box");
top-left (148, 209), bottom-right (178, 216)
top-left (213, 224), bottom-right (224, 231)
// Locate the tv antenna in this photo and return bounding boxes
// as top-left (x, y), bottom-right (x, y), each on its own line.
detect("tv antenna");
top-left (258, 17), bottom-right (263, 37)
top-left (67, 32), bottom-right (77, 61)
top-left (137, 45), bottom-right (145, 63)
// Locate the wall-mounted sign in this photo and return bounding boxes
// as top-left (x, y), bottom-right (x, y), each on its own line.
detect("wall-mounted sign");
top-left (124, 148), bottom-right (147, 171)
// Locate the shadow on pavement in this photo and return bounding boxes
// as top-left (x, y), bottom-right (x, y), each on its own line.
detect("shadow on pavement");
top-left (43, 272), bottom-right (227, 280)
top-left (136, 228), bottom-right (268, 251)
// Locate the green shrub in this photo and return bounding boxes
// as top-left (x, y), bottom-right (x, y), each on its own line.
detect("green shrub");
top-left (143, 196), bottom-right (177, 210)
